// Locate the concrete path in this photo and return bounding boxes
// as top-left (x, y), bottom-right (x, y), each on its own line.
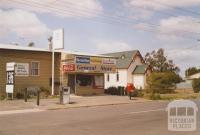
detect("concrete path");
top-left (0, 95), bottom-right (150, 114)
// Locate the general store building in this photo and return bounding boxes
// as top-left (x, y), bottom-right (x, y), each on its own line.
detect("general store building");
top-left (0, 44), bottom-right (116, 97)
top-left (61, 52), bottom-right (116, 95)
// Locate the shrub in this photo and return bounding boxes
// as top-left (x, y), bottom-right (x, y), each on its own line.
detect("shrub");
top-left (0, 94), bottom-right (5, 100)
top-left (149, 93), bottom-right (161, 100)
top-left (40, 87), bottom-right (51, 98)
top-left (192, 78), bottom-right (200, 93)
top-left (132, 89), bottom-right (144, 97)
top-left (105, 87), bottom-right (118, 95)
top-left (16, 92), bottom-right (24, 99)
top-left (146, 72), bottom-right (180, 94)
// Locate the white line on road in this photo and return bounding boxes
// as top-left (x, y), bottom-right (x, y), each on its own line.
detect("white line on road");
top-left (0, 109), bottom-right (44, 115)
top-left (127, 108), bottom-right (165, 115)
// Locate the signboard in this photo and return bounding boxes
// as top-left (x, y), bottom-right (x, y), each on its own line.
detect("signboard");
top-left (76, 56), bottom-right (90, 64)
top-left (102, 58), bottom-right (116, 65)
top-left (63, 64), bottom-right (75, 72)
top-left (15, 63), bottom-right (29, 76)
top-left (6, 62), bottom-right (15, 94)
top-left (90, 57), bottom-right (102, 64)
top-left (62, 54), bottom-right (116, 73)
top-left (76, 64), bottom-right (96, 72)
top-left (53, 29), bottom-right (64, 50)
top-left (6, 62), bottom-right (15, 71)
top-left (76, 64), bottom-right (116, 73)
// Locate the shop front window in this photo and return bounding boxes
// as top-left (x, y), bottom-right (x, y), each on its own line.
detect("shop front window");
top-left (76, 75), bottom-right (92, 86)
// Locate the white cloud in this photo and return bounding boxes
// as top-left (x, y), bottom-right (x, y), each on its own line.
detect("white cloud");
top-left (0, 9), bottom-right (50, 38)
top-left (166, 46), bottom-right (200, 76)
top-left (95, 41), bottom-right (132, 53)
top-left (156, 16), bottom-right (200, 40)
top-left (124, 0), bottom-right (200, 19)
top-left (0, 0), bottom-right (103, 18)
top-left (159, 16), bottom-right (200, 35)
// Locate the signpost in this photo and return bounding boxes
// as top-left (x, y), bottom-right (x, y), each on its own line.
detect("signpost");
top-left (52, 28), bottom-right (64, 95)
top-left (6, 62), bottom-right (15, 99)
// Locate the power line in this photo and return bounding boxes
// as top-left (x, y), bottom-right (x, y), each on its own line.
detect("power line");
top-left (149, 0), bottom-right (200, 17)
top-left (5, 0), bottom-right (200, 40)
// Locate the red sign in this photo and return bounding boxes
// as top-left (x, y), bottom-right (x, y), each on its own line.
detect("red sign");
top-left (63, 64), bottom-right (75, 72)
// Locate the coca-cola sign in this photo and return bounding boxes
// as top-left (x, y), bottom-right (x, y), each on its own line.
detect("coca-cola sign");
top-left (63, 64), bottom-right (75, 72)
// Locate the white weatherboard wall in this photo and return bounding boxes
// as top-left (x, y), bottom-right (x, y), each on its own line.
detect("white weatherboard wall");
top-left (104, 69), bottom-right (127, 89)
top-left (133, 74), bottom-right (145, 89)
top-left (104, 54), bottom-right (146, 89)
top-left (127, 55), bottom-right (143, 83)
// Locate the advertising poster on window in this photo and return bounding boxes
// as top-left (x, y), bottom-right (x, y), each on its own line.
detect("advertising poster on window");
top-left (15, 63), bottom-right (29, 76)
top-left (94, 75), bottom-right (104, 89)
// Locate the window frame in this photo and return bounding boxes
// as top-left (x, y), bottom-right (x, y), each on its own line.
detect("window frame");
top-left (107, 74), bottom-right (110, 82)
top-left (116, 72), bottom-right (119, 82)
top-left (30, 61), bottom-right (40, 76)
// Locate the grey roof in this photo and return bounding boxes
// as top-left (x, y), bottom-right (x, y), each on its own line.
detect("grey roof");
top-left (0, 43), bottom-right (114, 58)
top-left (132, 65), bottom-right (148, 74)
top-left (103, 50), bottom-right (139, 69)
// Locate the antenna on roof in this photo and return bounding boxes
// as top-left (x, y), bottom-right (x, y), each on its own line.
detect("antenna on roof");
top-left (28, 42), bottom-right (35, 47)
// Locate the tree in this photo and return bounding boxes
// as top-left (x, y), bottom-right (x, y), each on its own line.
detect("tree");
top-left (145, 48), bottom-right (182, 94)
top-left (147, 72), bottom-right (182, 94)
top-left (185, 67), bottom-right (200, 77)
top-left (145, 48), bottom-right (180, 73)
top-left (192, 78), bottom-right (200, 93)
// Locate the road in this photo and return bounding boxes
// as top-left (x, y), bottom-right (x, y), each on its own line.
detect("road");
top-left (0, 101), bottom-right (199, 135)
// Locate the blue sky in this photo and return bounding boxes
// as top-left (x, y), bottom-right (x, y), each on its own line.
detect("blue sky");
top-left (0, 0), bottom-right (200, 76)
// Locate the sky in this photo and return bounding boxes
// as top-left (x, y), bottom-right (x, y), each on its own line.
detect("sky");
top-left (0, 0), bottom-right (200, 76)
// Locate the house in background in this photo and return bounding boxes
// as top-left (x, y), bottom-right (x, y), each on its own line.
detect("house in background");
top-left (186, 72), bottom-right (200, 80)
top-left (104, 50), bottom-right (151, 89)
top-left (177, 72), bottom-right (200, 90)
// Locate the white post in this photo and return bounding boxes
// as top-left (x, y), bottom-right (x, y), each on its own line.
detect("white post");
top-left (51, 50), bottom-right (55, 95)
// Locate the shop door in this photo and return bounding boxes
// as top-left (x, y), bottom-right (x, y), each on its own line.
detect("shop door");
top-left (68, 74), bottom-right (75, 94)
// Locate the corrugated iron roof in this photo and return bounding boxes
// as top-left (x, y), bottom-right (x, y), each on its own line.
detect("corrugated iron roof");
top-left (133, 65), bottom-right (148, 74)
top-left (0, 43), bottom-right (114, 58)
top-left (103, 50), bottom-right (138, 68)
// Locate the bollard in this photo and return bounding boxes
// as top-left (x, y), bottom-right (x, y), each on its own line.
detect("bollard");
top-left (24, 88), bottom-right (28, 102)
top-left (60, 90), bottom-right (63, 104)
top-left (37, 90), bottom-right (40, 106)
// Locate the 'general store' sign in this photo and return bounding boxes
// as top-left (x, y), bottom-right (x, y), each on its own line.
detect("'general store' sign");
top-left (63, 64), bottom-right (116, 73)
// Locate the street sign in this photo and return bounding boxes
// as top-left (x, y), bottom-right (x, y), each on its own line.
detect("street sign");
top-left (53, 29), bottom-right (64, 50)
top-left (6, 62), bottom-right (15, 95)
